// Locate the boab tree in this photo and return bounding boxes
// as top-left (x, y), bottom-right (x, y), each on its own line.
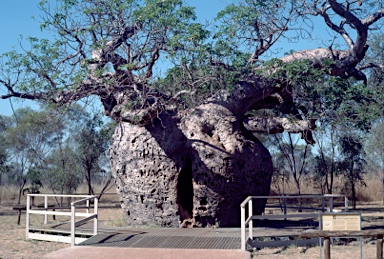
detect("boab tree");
top-left (1, 0), bottom-right (383, 227)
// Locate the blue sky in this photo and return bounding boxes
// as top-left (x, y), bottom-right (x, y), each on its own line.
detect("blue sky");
top-left (0, 1), bottom-right (50, 116)
top-left (0, 0), bottom-right (327, 117)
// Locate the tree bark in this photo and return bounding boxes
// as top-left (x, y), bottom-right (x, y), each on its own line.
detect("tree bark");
top-left (109, 102), bottom-right (273, 227)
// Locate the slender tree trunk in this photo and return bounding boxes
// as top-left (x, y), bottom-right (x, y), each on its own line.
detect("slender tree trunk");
top-left (382, 171), bottom-right (384, 206)
top-left (97, 175), bottom-right (113, 201)
top-left (351, 179), bottom-right (356, 209)
top-left (328, 128), bottom-right (336, 194)
top-left (17, 179), bottom-right (26, 205)
top-left (86, 166), bottom-right (94, 195)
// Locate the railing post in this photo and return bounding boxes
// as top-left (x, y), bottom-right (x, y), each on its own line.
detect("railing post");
top-left (377, 234), bottom-right (383, 259)
top-left (322, 196), bottom-right (325, 212)
top-left (44, 195), bottom-right (48, 224)
top-left (71, 202), bottom-right (76, 247)
top-left (248, 198), bottom-right (253, 241)
top-left (93, 197), bottom-right (98, 235)
top-left (26, 195), bottom-right (30, 239)
top-left (86, 199), bottom-right (90, 214)
top-left (344, 196), bottom-right (348, 212)
top-left (324, 237), bottom-right (331, 259)
top-left (329, 197), bottom-right (333, 212)
top-left (241, 202), bottom-right (246, 250)
top-left (283, 197), bottom-right (287, 220)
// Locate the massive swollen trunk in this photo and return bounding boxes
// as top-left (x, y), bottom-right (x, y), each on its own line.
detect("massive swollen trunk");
top-left (109, 102), bottom-right (273, 227)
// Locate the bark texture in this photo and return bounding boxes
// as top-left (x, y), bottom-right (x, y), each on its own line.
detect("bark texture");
top-left (109, 102), bottom-right (273, 227)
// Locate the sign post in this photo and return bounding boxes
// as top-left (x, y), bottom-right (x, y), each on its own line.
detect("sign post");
top-left (319, 212), bottom-right (362, 259)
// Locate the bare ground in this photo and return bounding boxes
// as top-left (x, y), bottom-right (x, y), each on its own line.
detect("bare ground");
top-left (0, 205), bottom-right (129, 259)
top-left (251, 240), bottom-right (382, 258)
top-left (0, 205), bottom-right (69, 259)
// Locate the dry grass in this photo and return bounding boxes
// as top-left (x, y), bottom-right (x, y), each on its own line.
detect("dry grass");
top-left (0, 184), bottom-right (124, 259)
top-left (271, 173), bottom-right (384, 202)
top-left (0, 205), bottom-right (69, 259)
top-left (0, 205), bottom-right (131, 259)
top-left (356, 175), bottom-right (383, 202)
top-left (0, 183), bottom-right (119, 205)
top-left (252, 241), bottom-right (379, 259)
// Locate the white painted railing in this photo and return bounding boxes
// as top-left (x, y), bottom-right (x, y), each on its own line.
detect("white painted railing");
top-left (240, 194), bottom-right (348, 250)
top-left (26, 194), bottom-right (98, 246)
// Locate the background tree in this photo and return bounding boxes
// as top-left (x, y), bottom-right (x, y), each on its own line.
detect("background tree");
top-left (0, 115), bottom-right (10, 204)
top-left (1, 0), bottom-right (384, 227)
top-left (23, 167), bottom-right (44, 206)
top-left (45, 143), bottom-right (83, 197)
top-left (312, 127), bottom-right (338, 194)
top-left (74, 114), bottom-right (114, 196)
top-left (273, 133), bottom-right (312, 195)
top-left (364, 121), bottom-right (384, 204)
top-left (4, 108), bottom-right (61, 204)
top-left (338, 133), bottom-right (367, 209)
top-left (270, 133), bottom-right (312, 211)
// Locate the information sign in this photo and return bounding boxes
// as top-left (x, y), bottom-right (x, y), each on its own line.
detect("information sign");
top-left (321, 213), bottom-right (361, 231)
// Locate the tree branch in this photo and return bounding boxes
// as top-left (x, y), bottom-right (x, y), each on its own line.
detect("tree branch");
top-left (244, 117), bottom-right (314, 134)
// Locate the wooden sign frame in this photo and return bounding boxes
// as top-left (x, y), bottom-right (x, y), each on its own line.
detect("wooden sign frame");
top-left (320, 212), bottom-right (362, 231)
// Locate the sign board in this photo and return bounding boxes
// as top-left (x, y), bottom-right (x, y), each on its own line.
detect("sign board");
top-left (320, 213), bottom-right (361, 231)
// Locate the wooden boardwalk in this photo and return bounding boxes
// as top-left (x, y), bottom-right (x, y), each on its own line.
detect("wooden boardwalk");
top-left (30, 217), bottom-right (320, 249)
top-left (30, 208), bottom-right (384, 251)
top-left (30, 217), bottom-right (318, 249)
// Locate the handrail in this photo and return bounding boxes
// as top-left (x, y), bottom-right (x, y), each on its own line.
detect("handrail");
top-left (26, 194), bottom-right (98, 246)
top-left (240, 194), bottom-right (348, 250)
top-left (26, 194), bottom-right (96, 197)
top-left (240, 196), bottom-right (253, 208)
top-left (250, 194), bottom-right (346, 199)
top-left (71, 196), bottom-right (98, 246)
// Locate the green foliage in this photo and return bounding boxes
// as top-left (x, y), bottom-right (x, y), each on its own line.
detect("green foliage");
top-left (0, 105), bottom-right (113, 195)
top-left (364, 120), bottom-right (384, 171)
top-left (269, 132), bottom-right (312, 196)
top-left (15, 0), bottom-right (212, 105)
top-left (74, 113), bottom-right (113, 194)
top-left (45, 143), bottom-right (83, 194)
top-left (0, 116), bottom-right (10, 187)
top-left (365, 33), bottom-right (384, 85)
top-left (338, 134), bottom-right (367, 207)
top-left (214, 0), bottom-right (290, 54)
top-left (215, 2), bottom-right (260, 40)
top-left (23, 167), bottom-right (44, 195)
top-left (252, 55), bottom-right (380, 132)
top-left (261, 58), bottom-right (328, 87)
top-left (265, 57), bottom-right (381, 131)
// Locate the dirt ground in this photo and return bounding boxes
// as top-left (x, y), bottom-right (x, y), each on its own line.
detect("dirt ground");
top-left (0, 203), bottom-right (384, 259)
top-left (0, 205), bottom-right (69, 259)
top-left (252, 241), bottom-right (379, 258)
top-left (0, 204), bottom-right (129, 259)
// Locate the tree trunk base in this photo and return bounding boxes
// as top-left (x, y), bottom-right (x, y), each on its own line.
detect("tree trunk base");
top-left (110, 104), bottom-right (273, 227)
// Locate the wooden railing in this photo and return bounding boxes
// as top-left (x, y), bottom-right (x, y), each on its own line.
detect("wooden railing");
top-left (301, 230), bottom-right (384, 259)
top-left (26, 194), bottom-right (98, 246)
top-left (240, 194), bottom-right (348, 250)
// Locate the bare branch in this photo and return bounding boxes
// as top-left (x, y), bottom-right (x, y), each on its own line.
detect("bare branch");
top-left (359, 62), bottom-right (384, 70)
top-left (362, 9), bottom-right (384, 26)
top-left (244, 116), bottom-right (313, 134)
top-left (327, 0), bottom-right (368, 56)
top-left (315, 4), bottom-right (354, 48)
